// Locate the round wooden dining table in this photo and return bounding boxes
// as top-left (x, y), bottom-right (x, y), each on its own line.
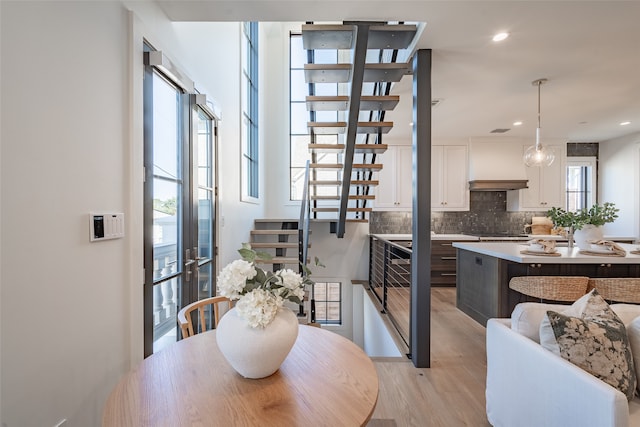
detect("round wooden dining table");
top-left (102, 325), bottom-right (379, 426)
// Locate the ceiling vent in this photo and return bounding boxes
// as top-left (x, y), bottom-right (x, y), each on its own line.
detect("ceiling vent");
top-left (490, 128), bottom-right (511, 133)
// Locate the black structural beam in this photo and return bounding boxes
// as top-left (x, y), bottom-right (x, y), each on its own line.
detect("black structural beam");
top-left (336, 23), bottom-right (370, 238)
top-left (410, 49), bottom-right (432, 367)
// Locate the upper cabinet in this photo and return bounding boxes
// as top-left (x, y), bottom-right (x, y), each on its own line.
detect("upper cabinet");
top-left (432, 145), bottom-right (469, 211)
top-left (374, 145), bottom-right (412, 210)
top-left (507, 144), bottom-right (566, 211)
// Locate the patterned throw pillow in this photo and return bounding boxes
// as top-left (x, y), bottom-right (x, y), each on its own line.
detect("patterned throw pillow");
top-left (546, 290), bottom-right (637, 401)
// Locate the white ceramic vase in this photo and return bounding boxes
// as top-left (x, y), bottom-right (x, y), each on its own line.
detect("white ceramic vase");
top-left (216, 307), bottom-right (299, 379)
top-left (574, 224), bottom-right (604, 250)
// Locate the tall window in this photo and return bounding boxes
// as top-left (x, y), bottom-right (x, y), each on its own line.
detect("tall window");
top-left (566, 157), bottom-right (596, 211)
top-left (289, 33), bottom-right (340, 200)
top-left (242, 22), bottom-right (259, 200)
top-left (314, 281), bottom-right (342, 325)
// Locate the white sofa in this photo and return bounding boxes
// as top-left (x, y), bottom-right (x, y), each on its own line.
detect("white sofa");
top-left (486, 304), bottom-right (640, 427)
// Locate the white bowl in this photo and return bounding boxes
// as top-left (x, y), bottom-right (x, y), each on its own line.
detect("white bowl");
top-left (590, 243), bottom-right (613, 252)
top-left (529, 243), bottom-right (545, 251)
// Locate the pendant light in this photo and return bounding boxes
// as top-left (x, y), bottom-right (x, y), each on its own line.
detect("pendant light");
top-left (523, 78), bottom-right (555, 167)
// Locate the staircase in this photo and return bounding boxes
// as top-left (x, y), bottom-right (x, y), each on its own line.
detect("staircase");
top-left (301, 21), bottom-right (418, 237)
top-left (250, 219), bottom-right (309, 268)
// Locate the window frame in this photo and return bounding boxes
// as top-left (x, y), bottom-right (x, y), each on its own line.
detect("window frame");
top-left (241, 21), bottom-right (260, 202)
top-left (566, 156), bottom-right (597, 212)
top-left (312, 281), bottom-right (342, 325)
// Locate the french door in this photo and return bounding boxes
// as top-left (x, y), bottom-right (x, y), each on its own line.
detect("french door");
top-left (143, 48), bottom-right (218, 357)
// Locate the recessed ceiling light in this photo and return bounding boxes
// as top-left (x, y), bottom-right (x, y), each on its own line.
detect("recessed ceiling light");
top-left (492, 32), bottom-right (509, 42)
top-left (620, 121), bottom-right (631, 126)
top-left (513, 121), bottom-right (523, 126)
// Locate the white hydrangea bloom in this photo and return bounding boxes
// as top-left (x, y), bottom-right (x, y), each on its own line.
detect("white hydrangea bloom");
top-left (236, 288), bottom-right (283, 328)
top-left (217, 259), bottom-right (256, 300)
top-left (277, 269), bottom-right (303, 290)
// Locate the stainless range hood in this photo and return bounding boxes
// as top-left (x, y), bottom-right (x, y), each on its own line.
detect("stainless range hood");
top-left (468, 141), bottom-right (528, 191)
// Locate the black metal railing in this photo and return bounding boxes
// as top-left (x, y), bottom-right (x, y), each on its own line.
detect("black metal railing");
top-left (369, 236), bottom-right (412, 349)
top-left (298, 160), bottom-right (315, 321)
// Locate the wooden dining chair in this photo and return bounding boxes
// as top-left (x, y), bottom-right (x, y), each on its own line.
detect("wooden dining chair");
top-left (508, 276), bottom-right (590, 302)
top-left (177, 296), bottom-right (234, 339)
top-left (587, 278), bottom-right (640, 304)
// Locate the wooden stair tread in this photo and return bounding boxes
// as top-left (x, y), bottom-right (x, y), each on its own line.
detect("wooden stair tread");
top-left (312, 207), bottom-right (373, 212)
top-left (307, 121), bottom-right (393, 135)
top-left (302, 23), bottom-right (417, 50)
top-left (308, 180), bottom-right (379, 186)
top-left (306, 95), bottom-right (399, 112)
top-left (248, 242), bottom-right (310, 249)
top-left (308, 143), bottom-right (388, 154)
top-left (254, 257), bottom-right (308, 264)
top-left (310, 194), bottom-right (375, 200)
top-left (346, 219), bottom-right (369, 223)
top-left (250, 230), bottom-right (299, 235)
top-left (304, 63), bottom-right (410, 84)
top-left (309, 163), bottom-right (383, 171)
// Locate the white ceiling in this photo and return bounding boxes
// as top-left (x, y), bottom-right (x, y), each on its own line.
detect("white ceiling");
top-left (157, 0), bottom-right (640, 143)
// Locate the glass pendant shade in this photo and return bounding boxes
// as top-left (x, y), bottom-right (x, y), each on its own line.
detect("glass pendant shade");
top-left (524, 128), bottom-right (555, 167)
top-left (523, 78), bottom-right (554, 167)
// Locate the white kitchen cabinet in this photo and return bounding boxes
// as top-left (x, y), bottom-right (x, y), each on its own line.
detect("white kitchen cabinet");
top-left (432, 145), bottom-right (469, 211)
top-left (374, 145), bottom-right (412, 210)
top-left (507, 144), bottom-right (566, 211)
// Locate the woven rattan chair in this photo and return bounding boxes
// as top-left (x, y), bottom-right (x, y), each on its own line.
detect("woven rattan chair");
top-left (508, 276), bottom-right (590, 302)
top-left (177, 296), bottom-right (234, 338)
top-left (587, 278), bottom-right (640, 304)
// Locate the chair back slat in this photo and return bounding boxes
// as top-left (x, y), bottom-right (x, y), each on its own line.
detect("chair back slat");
top-left (177, 296), bottom-right (234, 339)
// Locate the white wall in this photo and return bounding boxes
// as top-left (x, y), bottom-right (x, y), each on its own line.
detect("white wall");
top-left (599, 131), bottom-right (640, 239)
top-left (1, 2), bottom-right (130, 426)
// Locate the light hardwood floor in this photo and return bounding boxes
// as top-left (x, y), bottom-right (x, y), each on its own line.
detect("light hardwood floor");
top-left (369, 287), bottom-right (491, 427)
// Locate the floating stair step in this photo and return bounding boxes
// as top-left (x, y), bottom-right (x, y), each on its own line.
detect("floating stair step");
top-left (254, 219), bottom-right (299, 224)
top-left (302, 24), bottom-right (354, 49)
top-left (346, 219), bottom-right (369, 223)
top-left (304, 64), bottom-right (351, 83)
top-left (309, 163), bottom-right (383, 172)
top-left (308, 143), bottom-right (388, 154)
top-left (308, 179), bottom-right (379, 186)
top-left (250, 230), bottom-right (299, 235)
top-left (310, 194), bottom-right (375, 200)
top-left (305, 95), bottom-right (399, 111)
top-left (351, 180), bottom-right (379, 186)
top-left (302, 23), bottom-right (417, 50)
top-left (312, 207), bottom-right (373, 213)
top-left (248, 242), bottom-right (310, 249)
top-left (308, 121), bottom-right (393, 134)
top-left (363, 63), bottom-right (410, 83)
top-left (254, 257), bottom-right (308, 265)
top-left (368, 24), bottom-right (418, 49)
top-left (304, 63), bottom-right (409, 84)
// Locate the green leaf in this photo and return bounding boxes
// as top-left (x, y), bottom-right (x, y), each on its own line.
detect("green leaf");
top-left (254, 250), bottom-right (273, 260)
top-left (238, 248), bottom-right (256, 262)
top-left (314, 257), bottom-right (326, 268)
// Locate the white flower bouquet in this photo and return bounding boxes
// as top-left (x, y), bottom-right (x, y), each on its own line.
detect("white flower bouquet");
top-left (217, 244), bottom-right (319, 328)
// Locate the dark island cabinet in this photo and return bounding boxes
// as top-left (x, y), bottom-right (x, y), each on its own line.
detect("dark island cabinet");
top-left (456, 248), bottom-right (640, 325)
top-left (431, 240), bottom-right (458, 286)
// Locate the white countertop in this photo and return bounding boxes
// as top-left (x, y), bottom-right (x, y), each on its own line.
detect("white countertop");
top-left (370, 233), bottom-right (480, 241)
top-left (452, 242), bottom-right (640, 264)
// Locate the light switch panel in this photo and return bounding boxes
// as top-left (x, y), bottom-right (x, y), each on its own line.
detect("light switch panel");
top-left (90, 213), bottom-right (125, 242)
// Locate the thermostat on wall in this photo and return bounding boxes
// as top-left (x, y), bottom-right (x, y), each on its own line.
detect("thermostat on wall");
top-left (90, 213), bottom-right (125, 242)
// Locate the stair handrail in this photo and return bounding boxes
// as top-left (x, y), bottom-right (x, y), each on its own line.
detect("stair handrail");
top-left (298, 159), bottom-right (314, 321)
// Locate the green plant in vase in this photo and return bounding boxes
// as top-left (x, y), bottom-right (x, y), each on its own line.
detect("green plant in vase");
top-left (547, 202), bottom-right (619, 249)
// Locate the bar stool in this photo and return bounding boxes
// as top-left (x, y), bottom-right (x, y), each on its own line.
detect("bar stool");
top-left (509, 276), bottom-right (590, 302)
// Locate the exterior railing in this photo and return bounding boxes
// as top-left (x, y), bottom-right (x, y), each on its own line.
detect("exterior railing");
top-left (369, 236), bottom-right (412, 350)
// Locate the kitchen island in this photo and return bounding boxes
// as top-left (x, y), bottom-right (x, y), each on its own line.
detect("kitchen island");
top-left (452, 241), bottom-right (640, 325)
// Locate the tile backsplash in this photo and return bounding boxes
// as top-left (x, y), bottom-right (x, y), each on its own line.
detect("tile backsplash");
top-left (369, 191), bottom-right (541, 235)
